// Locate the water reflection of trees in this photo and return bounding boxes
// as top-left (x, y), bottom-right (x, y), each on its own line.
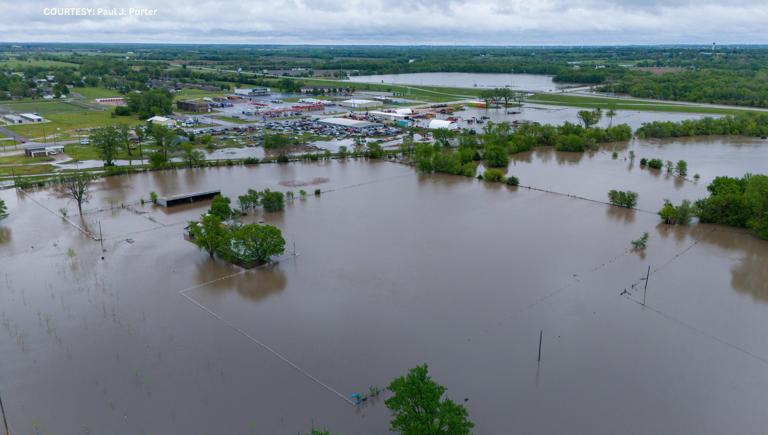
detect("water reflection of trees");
top-left (605, 205), bottom-right (636, 224)
top-left (0, 226), bottom-right (10, 244)
top-left (656, 224), bottom-right (768, 303)
top-left (195, 261), bottom-right (287, 303)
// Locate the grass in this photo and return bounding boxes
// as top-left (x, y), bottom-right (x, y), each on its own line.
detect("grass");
top-left (0, 100), bottom-right (93, 114)
top-left (0, 154), bottom-right (53, 164)
top-left (0, 164), bottom-right (56, 177)
top-left (172, 89), bottom-right (230, 102)
top-left (526, 93), bottom-right (763, 115)
top-left (7, 111), bottom-right (142, 139)
top-left (71, 86), bottom-right (124, 99)
top-left (0, 59), bottom-right (79, 69)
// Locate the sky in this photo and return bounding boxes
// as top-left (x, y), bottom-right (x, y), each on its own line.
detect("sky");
top-left (1, 0), bottom-right (767, 45)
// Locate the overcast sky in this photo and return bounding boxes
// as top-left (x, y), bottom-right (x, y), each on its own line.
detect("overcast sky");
top-left (2, 0), bottom-right (767, 45)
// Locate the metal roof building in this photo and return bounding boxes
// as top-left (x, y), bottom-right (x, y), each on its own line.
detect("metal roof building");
top-left (428, 119), bottom-right (458, 130)
top-left (318, 117), bottom-right (382, 130)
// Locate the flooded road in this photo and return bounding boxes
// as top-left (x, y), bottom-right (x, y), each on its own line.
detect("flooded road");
top-left (1, 136), bottom-right (768, 434)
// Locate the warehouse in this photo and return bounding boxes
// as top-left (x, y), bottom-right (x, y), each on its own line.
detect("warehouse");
top-left (20, 113), bottom-right (45, 123)
top-left (428, 119), bottom-right (458, 130)
top-left (146, 116), bottom-right (178, 127)
top-left (176, 100), bottom-right (211, 113)
top-left (340, 99), bottom-right (383, 108)
top-left (234, 88), bottom-right (270, 96)
top-left (2, 114), bottom-right (24, 124)
top-left (318, 117), bottom-right (382, 131)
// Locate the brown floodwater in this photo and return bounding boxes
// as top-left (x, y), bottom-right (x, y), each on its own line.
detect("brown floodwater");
top-left (1, 136), bottom-right (768, 434)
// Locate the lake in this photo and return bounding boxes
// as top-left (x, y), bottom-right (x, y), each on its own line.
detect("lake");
top-left (1, 136), bottom-right (768, 434)
top-left (347, 72), bottom-right (573, 92)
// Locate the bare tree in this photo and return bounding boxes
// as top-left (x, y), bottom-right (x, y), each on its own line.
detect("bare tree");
top-left (60, 171), bottom-right (94, 215)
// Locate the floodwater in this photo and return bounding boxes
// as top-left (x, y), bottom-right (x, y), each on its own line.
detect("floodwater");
top-left (348, 72), bottom-right (573, 92)
top-left (1, 137), bottom-right (768, 434)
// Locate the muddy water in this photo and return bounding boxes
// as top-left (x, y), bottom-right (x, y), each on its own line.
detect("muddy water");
top-left (348, 73), bottom-right (572, 92)
top-left (1, 138), bottom-right (768, 434)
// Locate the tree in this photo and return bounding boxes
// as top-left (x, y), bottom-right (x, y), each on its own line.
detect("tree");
top-left (59, 171), bottom-right (94, 215)
top-left (0, 199), bottom-right (7, 221)
top-left (632, 232), bottom-right (649, 249)
top-left (188, 214), bottom-right (229, 257)
top-left (432, 129), bottom-right (455, 148)
top-left (181, 143), bottom-right (205, 167)
top-left (606, 104), bottom-right (617, 127)
top-left (608, 190), bottom-right (638, 208)
top-left (483, 145), bottom-right (508, 168)
top-left (209, 195), bottom-right (233, 220)
top-left (385, 364), bottom-right (474, 435)
top-left (134, 125), bottom-right (146, 163)
top-left (228, 224), bottom-right (286, 264)
top-left (577, 109), bottom-right (602, 128)
top-left (261, 190), bottom-right (285, 212)
top-left (675, 160), bottom-right (688, 177)
top-left (90, 126), bottom-right (121, 166)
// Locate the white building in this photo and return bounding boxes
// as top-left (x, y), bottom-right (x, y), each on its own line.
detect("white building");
top-left (146, 116), bottom-right (178, 127)
top-left (428, 119), bottom-right (457, 130)
top-left (2, 114), bottom-right (24, 124)
top-left (234, 88), bottom-right (270, 96)
top-left (318, 117), bottom-right (382, 130)
top-left (20, 113), bottom-right (45, 123)
top-left (340, 99), bottom-right (383, 109)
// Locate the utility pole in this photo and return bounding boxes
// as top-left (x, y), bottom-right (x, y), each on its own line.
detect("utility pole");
top-left (0, 389), bottom-right (10, 435)
top-left (99, 220), bottom-right (104, 252)
top-left (643, 265), bottom-right (650, 305)
top-left (537, 330), bottom-right (543, 362)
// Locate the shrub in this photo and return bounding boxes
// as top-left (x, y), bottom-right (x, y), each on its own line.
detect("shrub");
top-left (612, 151), bottom-right (618, 159)
top-left (608, 189), bottom-right (638, 208)
top-left (483, 169), bottom-right (505, 182)
top-left (632, 232), bottom-right (649, 249)
top-left (647, 158), bottom-right (663, 170)
top-left (314, 189), bottom-right (321, 196)
top-left (149, 191), bottom-right (158, 204)
top-left (640, 158), bottom-right (648, 166)
top-left (483, 145), bottom-right (509, 168)
top-left (505, 175), bottom-right (520, 186)
top-left (676, 160), bottom-right (688, 176)
top-left (261, 190), bottom-right (285, 212)
top-left (461, 162), bottom-right (477, 177)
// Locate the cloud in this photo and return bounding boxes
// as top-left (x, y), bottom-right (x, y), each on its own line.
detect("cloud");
top-left (1, 0), bottom-right (766, 44)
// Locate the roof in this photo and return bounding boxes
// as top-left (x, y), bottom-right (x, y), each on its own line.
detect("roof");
top-left (20, 113), bottom-right (44, 121)
top-left (342, 99), bottom-right (376, 105)
top-left (147, 116), bottom-right (173, 123)
top-left (318, 117), bottom-right (381, 129)
top-left (428, 119), bottom-right (457, 130)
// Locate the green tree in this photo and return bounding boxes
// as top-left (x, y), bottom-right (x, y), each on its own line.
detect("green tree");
top-left (577, 109), bottom-right (602, 128)
top-left (483, 145), bottom-right (508, 168)
top-left (90, 126), bottom-right (121, 166)
top-left (188, 214), bottom-right (229, 257)
top-left (0, 199), bottom-right (7, 220)
top-left (608, 190), bottom-right (638, 208)
top-left (385, 364), bottom-right (474, 435)
top-left (181, 143), bottom-right (205, 167)
top-left (227, 224), bottom-right (286, 264)
top-left (261, 190), bottom-right (285, 212)
top-left (209, 195), bottom-right (233, 220)
top-left (676, 160), bottom-right (688, 177)
top-left (432, 129), bottom-right (455, 148)
top-left (606, 104), bottom-right (617, 127)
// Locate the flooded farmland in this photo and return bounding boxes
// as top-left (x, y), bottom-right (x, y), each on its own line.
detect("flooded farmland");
top-left (1, 137), bottom-right (768, 434)
top-left (347, 72), bottom-right (573, 92)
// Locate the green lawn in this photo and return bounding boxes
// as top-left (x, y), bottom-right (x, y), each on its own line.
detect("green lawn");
top-left (526, 93), bottom-right (762, 115)
top-left (0, 164), bottom-right (56, 177)
top-left (0, 154), bottom-right (53, 165)
top-left (7, 111), bottom-right (142, 139)
top-left (0, 100), bottom-right (93, 114)
top-left (71, 86), bottom-right (124, 99)
top-left (0, 59), bottom-right (79, 69)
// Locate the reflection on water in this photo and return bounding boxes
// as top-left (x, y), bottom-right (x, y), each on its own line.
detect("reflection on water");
top-left (0, 226), bottom-right (10, 244)
top-left (605, 205), bottom-right (636, 224)
top-left (195, 260), bottom-right (287, 303)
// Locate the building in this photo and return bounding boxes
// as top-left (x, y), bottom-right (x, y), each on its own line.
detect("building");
top-left (301, 85), bottom-right (344, 94)
top-left (428, 119), bottom-right (458, 130)
top-left (234, 88), bottom-right (270, 97)
top-left (146, 116), bottom-right (178, 127)
top-left (23, 143), bottom-right (63, 157)
top-left (340, 99), bottom-right (383, 109)
top-left (20, 113), bottom-right (45, 123)
top-left (298, 98), bottom-right (324, 105)
top-left (318, 117), bottom-right (382, 131)
top-left (368, 111), bottom-right (410, 122)
top-left (2, 114), bottom-right (24, 124)
top-left (176, 100), bottom-right (210, 113)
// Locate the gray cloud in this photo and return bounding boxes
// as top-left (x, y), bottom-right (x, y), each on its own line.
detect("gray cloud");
top-left (0, 0), bottom-right (766, 44)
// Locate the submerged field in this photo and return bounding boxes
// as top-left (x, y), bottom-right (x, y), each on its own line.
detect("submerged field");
top-left (1, 137), bottom-right (768, 434)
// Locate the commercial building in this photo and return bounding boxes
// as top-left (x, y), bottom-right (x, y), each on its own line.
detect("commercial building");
top-left (340, 99), bottom-right (383, 109)
top-left (427, 119), bottom-right (458, 130)
top-left (176, 100), bottom-right (211, 113)
top-left (2, 114), bottom-right (24, 124)
top-left (146, 116), bottom-right (178, 127)
top-left (318, 117), bottom-right (382, 131)
top-left (23, 143), bottom-right (63, 157)
top-left (20, 113), bottom-right (45, 123)
top-left (234, 88), bottom-right (270, 97)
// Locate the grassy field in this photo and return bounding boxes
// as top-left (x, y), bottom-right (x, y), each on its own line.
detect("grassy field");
top-left (0, 100), bottom-right (93, 114)
top-left (6, 111), bottom-right (142, 140)
top-left (526, 93), bottom-right (763, 115)
top-left (173, 89), bottom-right (230, 101)
top-left (0, 154), bottom-right (53, 165)
top-left (0, 164), bottom-right (56, 177)
top-left (71, 86), bottom-right (124, 99)
top-left (0, 59), bottom-right (79, 69)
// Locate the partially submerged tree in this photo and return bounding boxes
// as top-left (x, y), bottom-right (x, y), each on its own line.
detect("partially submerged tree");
top-left (188, 213), bottom-right (229, 257)
top-left (90, 126), bottom-right (121, 166)
top-left (227, 224), bottom-right (286, 264)
top-left (59, 171), bottom-right (94, 215)
top-left (0, 199), bottom-right (7, 220)
top-left (608, 189), bottom-right (638, 208)
top-left (577, 108), bottom-right (602, 128)
top-left (385, 364), bottom-right (474, 435)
